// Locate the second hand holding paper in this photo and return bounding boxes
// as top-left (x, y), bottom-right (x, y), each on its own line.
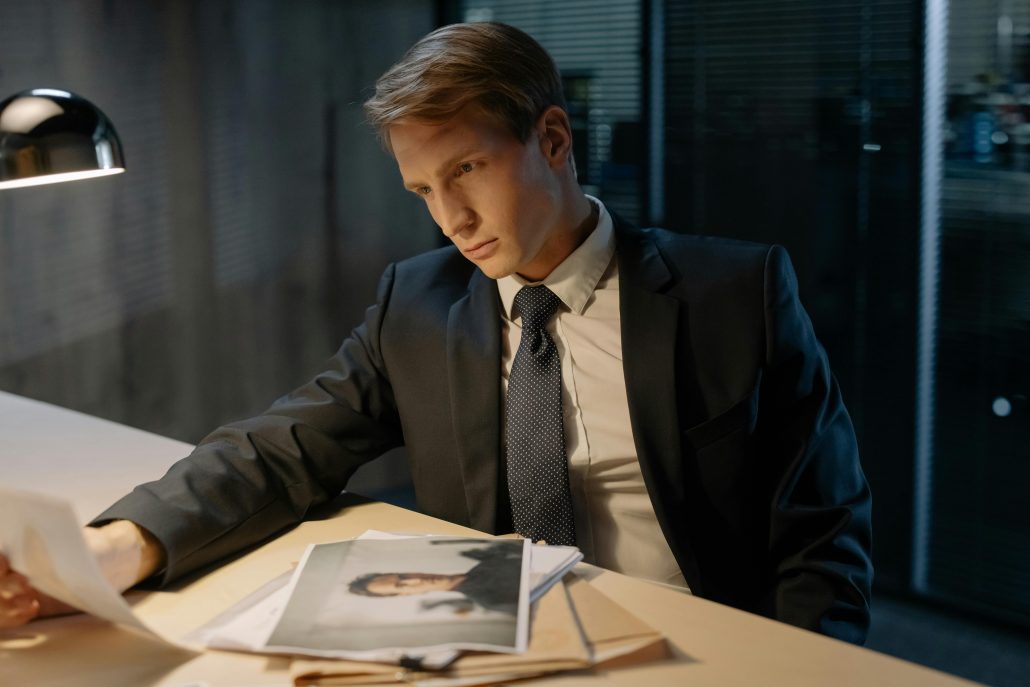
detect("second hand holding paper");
top-left (0, 488), bottom-right (196, 650)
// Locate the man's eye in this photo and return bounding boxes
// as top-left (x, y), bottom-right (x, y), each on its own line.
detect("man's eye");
top-left (416, 186), bottom-right (431, 196)
top-left (457, 162), bottom-right (475, 175)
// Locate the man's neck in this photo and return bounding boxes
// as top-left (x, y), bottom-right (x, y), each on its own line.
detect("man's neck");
top-left (569, 193), bottom-right (599, 247)
top-left (516, 191), bottom-right (597, 281)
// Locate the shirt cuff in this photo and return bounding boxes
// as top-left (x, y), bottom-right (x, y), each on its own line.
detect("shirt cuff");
top-left (82, 520), bottom-right (144, 593)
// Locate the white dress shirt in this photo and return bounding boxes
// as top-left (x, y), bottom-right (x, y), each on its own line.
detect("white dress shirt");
top-left (497, 198), bottom-right (689, 589)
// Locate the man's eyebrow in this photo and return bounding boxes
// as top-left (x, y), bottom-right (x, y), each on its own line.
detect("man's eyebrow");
top-left (403, 147), bottom-right (484, 190)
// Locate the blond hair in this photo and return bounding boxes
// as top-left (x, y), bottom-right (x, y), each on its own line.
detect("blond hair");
top-left (364, 22), bottom-right (567, 150)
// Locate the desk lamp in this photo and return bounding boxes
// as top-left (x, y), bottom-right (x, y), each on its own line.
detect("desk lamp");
top-left (0, 88), bottom-right (124, 190)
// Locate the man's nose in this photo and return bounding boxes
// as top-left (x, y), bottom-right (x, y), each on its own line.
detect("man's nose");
top-left (436, 193), bottom-right (474, 238)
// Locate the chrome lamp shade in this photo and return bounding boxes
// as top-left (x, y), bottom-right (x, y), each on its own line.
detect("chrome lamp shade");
top-left (0, 89), bottom-right (125, 190)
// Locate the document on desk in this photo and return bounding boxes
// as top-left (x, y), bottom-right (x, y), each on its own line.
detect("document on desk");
top-left (269, 537), bottom-right (531, 660)
top-left (189, 532), bottom-right (582, 665)
top-left (0, 488), bottom-right (195, 650)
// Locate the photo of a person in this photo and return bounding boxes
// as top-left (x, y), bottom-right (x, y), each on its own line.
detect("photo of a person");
top-left (265, 537), bottom-right (528, 656)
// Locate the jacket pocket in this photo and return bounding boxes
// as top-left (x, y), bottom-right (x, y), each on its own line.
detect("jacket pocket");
top-left (684, 390), bottom-right (759, 452)
top-left (683, 390), bottom-right (760, 525)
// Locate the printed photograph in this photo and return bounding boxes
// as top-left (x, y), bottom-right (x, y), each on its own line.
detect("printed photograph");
top-left (265, 537), bottom-right (528, 654)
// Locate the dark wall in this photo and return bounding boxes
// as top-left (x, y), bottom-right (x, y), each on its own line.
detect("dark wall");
top-left (0, 0), bottom-right (436, 493)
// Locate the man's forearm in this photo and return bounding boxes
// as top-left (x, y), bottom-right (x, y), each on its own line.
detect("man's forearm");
top-left (84, 520), bottom-right (166, 592)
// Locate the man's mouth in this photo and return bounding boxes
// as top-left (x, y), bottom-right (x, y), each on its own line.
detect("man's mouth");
top-left (463, 239), bottom-right (498, 259)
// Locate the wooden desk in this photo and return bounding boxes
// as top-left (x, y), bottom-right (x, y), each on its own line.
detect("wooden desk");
top-left (0, 391), bottom-right (980, 686)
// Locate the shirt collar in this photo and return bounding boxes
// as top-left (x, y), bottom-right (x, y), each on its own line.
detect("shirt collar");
top-left (497, 195), bottom-right (615, 319)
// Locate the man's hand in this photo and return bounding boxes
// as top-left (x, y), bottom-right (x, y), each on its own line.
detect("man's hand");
top-left (1, 552), bottom-right (41, 628)
top-left (0, 520), bottom-right (166, 629)
top-left (0, 552), bottom-right (75, 628)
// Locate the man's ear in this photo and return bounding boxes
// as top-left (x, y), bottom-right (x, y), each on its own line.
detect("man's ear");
top-left (537, 105), bottom-right (574, 169)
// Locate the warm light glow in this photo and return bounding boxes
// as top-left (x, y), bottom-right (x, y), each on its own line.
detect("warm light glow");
top-left (0, 167), bottom-right (124, 190)
top-left (0, 96), bottom-right (64, 133)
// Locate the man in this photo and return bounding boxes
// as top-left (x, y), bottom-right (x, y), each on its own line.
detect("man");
top-left (0, 22), bottom-right (872, 643)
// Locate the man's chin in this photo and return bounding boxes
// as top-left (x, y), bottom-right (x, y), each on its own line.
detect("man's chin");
top-left (467, 255), bottom-right (514, 280)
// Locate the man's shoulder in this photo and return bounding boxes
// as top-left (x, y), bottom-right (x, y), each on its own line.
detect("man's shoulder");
top-left (630, 224), bottom-right (770, 262)
top-left (389, 244), bottom-right (477, 291)
top-left (616, 221), bottom-right (774, 287)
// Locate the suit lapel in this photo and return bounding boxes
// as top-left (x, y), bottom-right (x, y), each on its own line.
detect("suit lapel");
top-left (446, 268), bottom-right (502, 533)
top-left (616, 219), bottom-right (701, 590)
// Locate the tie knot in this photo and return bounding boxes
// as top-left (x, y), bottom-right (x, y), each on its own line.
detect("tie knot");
top-left (514, 286), bottom-right (561, 330)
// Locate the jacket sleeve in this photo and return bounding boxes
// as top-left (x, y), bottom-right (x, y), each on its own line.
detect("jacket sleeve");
top-left (757, 245), bottom-right (873, 644)
top-left (92, 264), bottom-right (405, 585)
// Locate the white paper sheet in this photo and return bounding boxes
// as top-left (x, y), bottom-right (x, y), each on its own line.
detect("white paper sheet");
top-left (0, 488), bottom-right (196, 651)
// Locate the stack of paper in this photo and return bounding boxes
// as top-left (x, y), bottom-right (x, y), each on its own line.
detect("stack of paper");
top-left (289, 576), bottom-right (668, 686)
top-left (190, 531), bottom-right (583, 665)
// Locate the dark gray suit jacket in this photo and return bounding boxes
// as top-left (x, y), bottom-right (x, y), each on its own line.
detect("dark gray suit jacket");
top-left (96, 217), bottom-right (873, 644)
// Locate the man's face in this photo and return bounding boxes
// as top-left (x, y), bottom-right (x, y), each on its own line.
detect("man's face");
top-left (365, 572), bottom-right (458, 596)
top-left (390, 105), bottom-right (565, 281)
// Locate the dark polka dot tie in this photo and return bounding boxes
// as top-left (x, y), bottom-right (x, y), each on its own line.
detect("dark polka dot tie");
top-left (505, 285), bottom-right (576, 546)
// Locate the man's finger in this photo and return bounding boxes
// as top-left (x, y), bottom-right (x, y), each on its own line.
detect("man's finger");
top-left (0, 594), bottom-right (40, 629)
top-left (0, 572), bottom-right (33, 600)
